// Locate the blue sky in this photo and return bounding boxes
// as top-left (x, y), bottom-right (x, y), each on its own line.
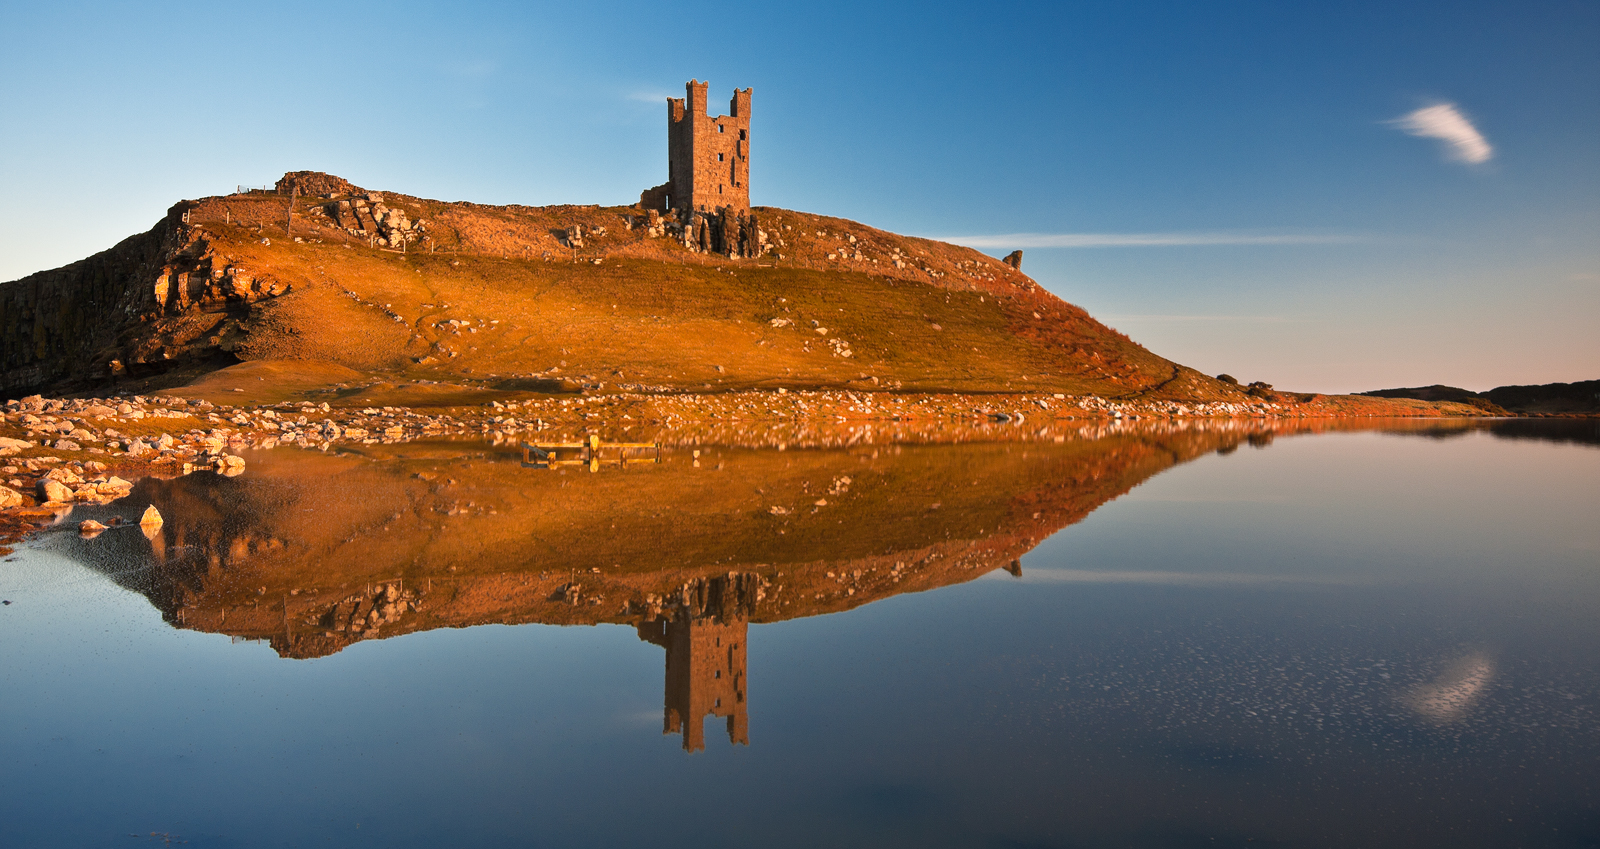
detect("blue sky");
top-left (2, 0), bottom-right (1595, 392)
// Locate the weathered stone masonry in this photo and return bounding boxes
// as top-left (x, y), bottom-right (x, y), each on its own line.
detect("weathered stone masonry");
top-left (641, 80), bottom-right (751, 214)
top-left (640, 80), bottom-right (762, 259)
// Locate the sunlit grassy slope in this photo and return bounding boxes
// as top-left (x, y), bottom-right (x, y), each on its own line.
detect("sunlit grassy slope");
top-left (157, 186), bottom-right (1238, 402)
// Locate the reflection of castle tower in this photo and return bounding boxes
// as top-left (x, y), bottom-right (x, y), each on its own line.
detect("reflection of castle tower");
top-left (637, 572), bottom-right (759, 752)
top-left (664, 614), bottom-right (747, 751)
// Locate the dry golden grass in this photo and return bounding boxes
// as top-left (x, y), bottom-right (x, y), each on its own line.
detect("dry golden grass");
top-left (174, 188), bottom-right (1238, 402)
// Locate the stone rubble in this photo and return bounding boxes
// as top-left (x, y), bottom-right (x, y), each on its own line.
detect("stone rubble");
top-left (322, 192), bottom-right (429, 249)
top-left (0, 383), bottom-right (1494, 548)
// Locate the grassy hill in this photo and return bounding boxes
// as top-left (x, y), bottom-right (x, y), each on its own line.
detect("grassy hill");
top-left (1, 172), bottom-right (1244, 403)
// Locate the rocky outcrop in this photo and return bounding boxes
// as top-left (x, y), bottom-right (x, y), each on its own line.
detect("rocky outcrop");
top-left (274, 171), bottom-right (358, 198)
top-left (0, 213), bottom-right (174, 395)
top-left (0, 206), bottom-right (292, 397)
top-left (320, 192), bottom-right (429, 249)
top-left (682, 207), bottom-right (763, 258)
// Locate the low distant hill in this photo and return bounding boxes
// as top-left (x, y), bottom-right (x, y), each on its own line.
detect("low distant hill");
top-left (1359, 381), bottom-right (1600, 415)
top-left (1484, 381), bottom-right (1600, 414)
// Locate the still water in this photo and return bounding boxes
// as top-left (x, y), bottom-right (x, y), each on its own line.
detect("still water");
top-left (2, 419), bottom-right (1596, 848)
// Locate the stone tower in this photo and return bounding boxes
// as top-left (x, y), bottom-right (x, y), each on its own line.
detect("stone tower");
top-left (640, 80), bottom-right (751, 214)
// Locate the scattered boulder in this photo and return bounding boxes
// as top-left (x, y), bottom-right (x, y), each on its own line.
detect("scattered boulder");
top-left (140, 504), bottom-right (164, 530)
top-left (97, 477), bottom-right (134, 497)
top-left (0, 486), bottom-right (23, 508)
top-left (45, 468), bottom-right (83, 485)
top-left (38, 479), bottom-right (73, 503)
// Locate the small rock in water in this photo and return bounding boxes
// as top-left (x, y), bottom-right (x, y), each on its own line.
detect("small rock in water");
top-left (78, 519), bottom-right (107, 537)
top-left (140, 505), bottom-right (163, 529)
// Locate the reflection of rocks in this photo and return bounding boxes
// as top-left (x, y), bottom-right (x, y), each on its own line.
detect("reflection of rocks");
top-left (317, 582), bottom-right (420, 636)
top-left (61, 428), bottom-right (1270, 652)
top-left (49, 424), bottom-right (1304, 748)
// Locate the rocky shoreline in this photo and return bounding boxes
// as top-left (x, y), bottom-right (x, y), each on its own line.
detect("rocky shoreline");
top-left (0, 387), bottom-right (1509, 551)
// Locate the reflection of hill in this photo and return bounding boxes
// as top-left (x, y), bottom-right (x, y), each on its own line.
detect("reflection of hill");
top-left (50, 421), bottom-right (1332, 748)
top-left (1375, 417), bottom-right (1600, 448)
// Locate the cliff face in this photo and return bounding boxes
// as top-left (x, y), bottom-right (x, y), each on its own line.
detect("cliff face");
top-left (1, 172), bottom-right (1247, 403)
top-left (0, 204), bottom-right (295, 396)
top-left (0, 213), bottom-right (173, 394)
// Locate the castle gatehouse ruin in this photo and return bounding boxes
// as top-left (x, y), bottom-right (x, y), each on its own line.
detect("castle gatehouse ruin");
top-left (641, 80), bottom-right (762, 259)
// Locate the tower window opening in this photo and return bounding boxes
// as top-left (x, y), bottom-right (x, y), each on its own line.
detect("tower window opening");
top-left (739, 129), bottom-right (746, 140)
top-left (718, 124), bottom-right (725, 133)
top-left (717, 152), bottom-right (725, 162)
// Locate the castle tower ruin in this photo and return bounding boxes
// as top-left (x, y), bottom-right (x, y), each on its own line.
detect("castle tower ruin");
top-left (640, 80), bottom-right (751, 214)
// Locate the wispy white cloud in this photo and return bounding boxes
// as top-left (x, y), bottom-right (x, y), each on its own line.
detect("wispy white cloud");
top-left (936, 232), bottom-right (1362, 249)
top-left (1014, 569), bottom-right (1372, 587)
top-left (1387, 102), bottom-right (1493, 165)
top-left (1099, 314), bottom-right (1303, 324)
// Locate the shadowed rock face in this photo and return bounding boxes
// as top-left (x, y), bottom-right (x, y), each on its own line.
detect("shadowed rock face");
top-left (44, 420), bottom-right (1360, 748)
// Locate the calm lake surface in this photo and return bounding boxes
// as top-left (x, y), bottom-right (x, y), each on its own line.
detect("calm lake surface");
top-left (2, 419), bottom-right (1597, 848)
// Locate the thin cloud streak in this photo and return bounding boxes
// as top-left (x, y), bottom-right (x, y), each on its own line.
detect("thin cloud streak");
top-left (938, 232), bottom-right (1363, 249)
top-left (1100, 314), bottom-right (1303, 324)
top-left (1018, 569), bottom-right (1373, 587)
top-left (1387, 103), bottom-right (1493, 164)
